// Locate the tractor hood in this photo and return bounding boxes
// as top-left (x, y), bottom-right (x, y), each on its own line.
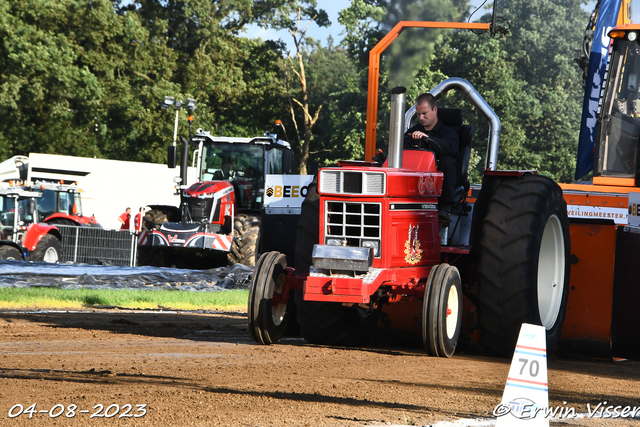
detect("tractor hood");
top-left (182, 180), bottom-right (233, 198)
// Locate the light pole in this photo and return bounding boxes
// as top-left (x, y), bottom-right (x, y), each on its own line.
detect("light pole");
top-left (160, 96), bottom-right (197, 194)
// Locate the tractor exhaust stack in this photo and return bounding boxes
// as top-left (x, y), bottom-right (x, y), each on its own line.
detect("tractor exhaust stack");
top-left (388, 86), bottom-right (407, 169)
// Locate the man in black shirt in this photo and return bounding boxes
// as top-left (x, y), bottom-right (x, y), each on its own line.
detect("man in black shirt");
top-left (404, 93), bottom-right (459, 221)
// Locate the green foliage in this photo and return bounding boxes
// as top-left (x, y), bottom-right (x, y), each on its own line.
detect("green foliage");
top-left (303, 41), bottom-right (366, 168)
top-left (0, 0), bottom-right (591, 184)
top-left (407, 0), bottom-right (587, 182)
top-left (339, 0), bottom-right (470, 87)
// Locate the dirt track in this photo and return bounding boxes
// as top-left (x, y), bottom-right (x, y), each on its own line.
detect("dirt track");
top-left (0, 309), bottom-right (639, 426)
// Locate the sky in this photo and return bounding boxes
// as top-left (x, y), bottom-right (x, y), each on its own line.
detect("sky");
top-left (243, 2), bottom-right (346, 53)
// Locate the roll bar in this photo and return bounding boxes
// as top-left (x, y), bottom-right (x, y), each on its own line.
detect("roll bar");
top-left (404, 78), bottom-right (501, 171)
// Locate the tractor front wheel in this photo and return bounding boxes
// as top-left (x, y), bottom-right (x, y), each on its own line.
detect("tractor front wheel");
top-left (476, 175), bottom-right (570, 357)
top-left (248, 251), bottom-right (291, 345)
top-left (422, 264), bottom-right (463, 357)
top-left (31, 234), bottom-right (62, 263)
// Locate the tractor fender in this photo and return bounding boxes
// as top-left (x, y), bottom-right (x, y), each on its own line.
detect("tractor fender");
top-left (44, 212), bottom-right (93, 226)
top-left (469, 170), bottom-right (537, 251)
top-left (22, 224), bottom-right (62, 252)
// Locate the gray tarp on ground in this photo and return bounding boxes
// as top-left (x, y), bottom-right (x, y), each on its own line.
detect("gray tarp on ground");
top-left (0, 261), bottom-right (253, 291)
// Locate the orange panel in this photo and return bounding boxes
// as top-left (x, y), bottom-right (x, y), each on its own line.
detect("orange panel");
top-left (561, 223), bottom-right (617, 344)
top-left (593, 176), bottom-right (636, 187)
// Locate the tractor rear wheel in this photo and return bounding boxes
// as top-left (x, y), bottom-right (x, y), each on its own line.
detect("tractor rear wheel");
top-left (0, 246), bottom-right (23, 260)
top-left (293, 177), bottom-right (371, 346)
top-left (476, 174), bottom-right (570, 357)
top-left (228, 214), bottom-right (260, 266)
top-left (422, 264), bottom-right (463, 357)
top-left (31, 234), bottom-right (62, 263)
top-left (248, 251), bottom-right (291, 344)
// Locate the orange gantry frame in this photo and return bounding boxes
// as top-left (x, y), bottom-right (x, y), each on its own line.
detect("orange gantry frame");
top-left (364, 21), bottom-right (491, 162)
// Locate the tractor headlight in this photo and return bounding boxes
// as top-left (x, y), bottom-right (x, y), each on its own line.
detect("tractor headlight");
top-left (326, 238), bottom-right (346, 246)
top-left (629, 32), bottom-right (638, 42)
top-left (361, 240), bottom-right (380, 257)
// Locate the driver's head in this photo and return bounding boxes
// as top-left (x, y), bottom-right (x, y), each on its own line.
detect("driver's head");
top-left (415, 93), bottom-right (438, 130)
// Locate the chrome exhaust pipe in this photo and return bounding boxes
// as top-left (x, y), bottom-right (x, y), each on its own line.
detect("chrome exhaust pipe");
top-left (387, 86), bottom-right (406, 169)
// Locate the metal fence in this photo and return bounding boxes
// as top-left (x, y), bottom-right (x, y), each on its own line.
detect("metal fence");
top-left (58, 225), bottom-right (138, 267)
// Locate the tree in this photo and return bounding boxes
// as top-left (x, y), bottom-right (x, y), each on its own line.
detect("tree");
top-left (339, 0), bottom-right (470, 87)
top-left (265, 1), bottom-right (329, 174)
top-left (0, 0), bottom-right (293, 164)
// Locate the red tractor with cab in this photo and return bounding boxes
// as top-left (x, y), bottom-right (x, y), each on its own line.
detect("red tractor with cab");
top-left (137, 124), bottom-right (294, 269)
top-left (0, 181), bottom-right (97, 261)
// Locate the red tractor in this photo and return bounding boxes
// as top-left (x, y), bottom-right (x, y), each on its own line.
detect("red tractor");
top-left (248, 81), bottom-right (570, 357)
top-left (0, 181), bottom-right (97, 261)
top-left (137, 125), bottom-right (294, 269)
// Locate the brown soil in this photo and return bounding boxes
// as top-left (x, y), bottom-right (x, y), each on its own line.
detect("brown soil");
top-left (0, 310), bottom-right (639, 426)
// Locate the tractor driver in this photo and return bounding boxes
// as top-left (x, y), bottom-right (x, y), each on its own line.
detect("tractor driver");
top-left (404, 93), bottom-right (459, 221)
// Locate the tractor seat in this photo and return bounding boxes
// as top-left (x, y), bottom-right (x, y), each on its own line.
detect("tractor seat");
top-left (436, 108), bottom-right (473, 202)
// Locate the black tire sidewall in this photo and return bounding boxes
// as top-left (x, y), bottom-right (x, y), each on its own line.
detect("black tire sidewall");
top-left (259, 252), bottom-right (289, 344)
top-left (437, 266), bottom-right (463, 358)
top-left (31, 234), bottom-right (61, 262)
top-left (248, 251), bottom-right (289, 344)
top-left (476, 175), bottom-right (571, 356)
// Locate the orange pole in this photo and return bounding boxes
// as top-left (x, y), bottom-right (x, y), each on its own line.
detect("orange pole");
top-left (364, 21), bottom-right (491, 161)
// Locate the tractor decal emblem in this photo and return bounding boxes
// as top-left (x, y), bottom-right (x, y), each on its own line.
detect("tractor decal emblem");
top-left (418, 175), bottom-right (435, 196)
top-left (418, 176), bottom-right (428, 196)
top-left (265, 186), bottom-right (274, 197)
top-left (404, 224), bottom-right (422, 265)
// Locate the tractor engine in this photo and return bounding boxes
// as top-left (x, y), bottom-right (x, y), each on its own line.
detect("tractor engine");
top-left (181, 180), bottom-right (235, 229)
top-left (304, 151), bottom-right (443, 302)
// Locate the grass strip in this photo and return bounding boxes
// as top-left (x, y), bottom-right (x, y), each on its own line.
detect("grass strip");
top-left (0, 287), bottom-right (249, 311)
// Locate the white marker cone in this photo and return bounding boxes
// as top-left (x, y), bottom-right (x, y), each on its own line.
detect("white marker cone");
top-left (495, 323), bottom-right (549, 427)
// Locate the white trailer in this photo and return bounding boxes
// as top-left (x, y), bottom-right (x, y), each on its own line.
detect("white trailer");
top-left (0, 153), bottom-right (195, 230)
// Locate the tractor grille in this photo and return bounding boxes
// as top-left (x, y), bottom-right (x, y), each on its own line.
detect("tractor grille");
top-left (320, 170), bottom-right (385, 195)
top-left (184, 197), bottom-right (215, 222)
top-left (324, 201), bottom-right (382, 257)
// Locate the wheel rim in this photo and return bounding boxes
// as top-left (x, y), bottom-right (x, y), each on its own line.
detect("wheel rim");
top-left (271, 272), bottom-right (287, 326)
top-left (537, 214), bottom-right (565, 329)
top-left (445, 283), bottom-right (459, 340)
top-left (43, 247), bottom-right (58, 263)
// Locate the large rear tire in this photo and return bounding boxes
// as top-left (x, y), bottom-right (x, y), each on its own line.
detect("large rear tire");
top-left (142, 209), bottom-right (167, 231)
top-left (248, 251), bottom-right (291, 344)
top-left (31, 234), bottom-right (62, 263)
top-left (293, 177), bottom-right (371, 346)
top-left (228, 214), bottom-right (260, 266)
top-left (476, 175), bottom-right (570, 357)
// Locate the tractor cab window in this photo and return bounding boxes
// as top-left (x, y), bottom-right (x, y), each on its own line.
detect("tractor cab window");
top-left (58, 191), bottom-right (81, 215)
top-left (267, 147), bottom-right (283, 175)
top-left (0, 196), bottom-right (15, 230)
top-left (200, 143), bottom-right (265, 210)
top-left (36, 190), bottom-right (56, 221)
top-left (597, 39), bottom-right (640, 178)
top-left (0, 196), bottom-right (29, 239)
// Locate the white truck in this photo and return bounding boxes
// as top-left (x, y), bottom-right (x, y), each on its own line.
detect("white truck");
top-left (0, 153), bottom-right (195, 230)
